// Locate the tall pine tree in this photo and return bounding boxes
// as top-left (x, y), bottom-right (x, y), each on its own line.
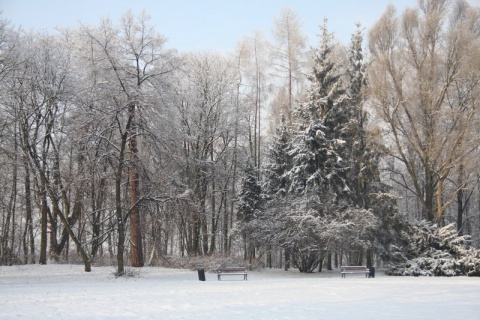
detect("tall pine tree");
top-left (345, 23), bottom-right (380, 210)
top-left (273, 20), bottom-right (356, 272)
top-left (297, 19), bottom-right (346, 124)
top-left (259, 21), bottom-right (388, 272)
top-left (288, 18), bottom-right (349, 199)
top-left (343, 24), bottom-right (396, 266)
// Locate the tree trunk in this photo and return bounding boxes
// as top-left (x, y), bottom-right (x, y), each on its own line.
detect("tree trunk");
top-left (317, 254), bottom-right (324, 273)
top-left (115, 126), bottom-right (130, 276)
top-left (243, 231), bottom-right (247, 261)
top-left (36, 163), bottom-right (92, 272)
top-left (201, 198), bottom-right (209, 256)
top-left (424, 165), bottom-right (435, 222)
top-left (267, 245), bottom-right (272, 269)
top-left (1, 156), bottom-right (17, 266)
top-left (366, 248), bottom-right (373, 268)
top-left (107, 213), bottom-right (114, 260)
top-left (22, 144), bottom-right (35, 264)
top-left (288, 55), bottom-right (292, 124)
top-left (49, 201), bottom-right (60, 261)
top-left (128, 144), bottom-right (144, 267)
top-left (339, 246), bottom-right (343, 267)
top-left (357, 249), bottom-right (364, 266)
top-left (90, 165), bottom-right (105, 260)
top-left (39, 180), bottom-right (48, 265)
top-left (53, 197), bottom-right (91, 272)
top-left (284, 248), bottom-right (291, 271)
top-left (326, 251), bottom-right (332, 270)
top-left (457, 164), bottom-right (464, 235)
top-left (115, 159), bottom-right (126, 275)
top-left (223, 192), bottom-right (229, 256)
top-left (129, 103), bottom-right (144, 268)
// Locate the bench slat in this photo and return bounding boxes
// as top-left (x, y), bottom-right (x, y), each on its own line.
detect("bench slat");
top-left (340, 266), bottom-right (370, 278)
top-left (217, 267), bottom-right (248, 281)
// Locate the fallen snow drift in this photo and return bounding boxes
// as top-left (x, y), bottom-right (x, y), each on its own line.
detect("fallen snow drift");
top-left (1, 264), bottom-right (479, 319)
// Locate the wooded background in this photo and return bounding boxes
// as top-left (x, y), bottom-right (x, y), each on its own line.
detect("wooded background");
top-left (0, 0), bottom-right (479, 275)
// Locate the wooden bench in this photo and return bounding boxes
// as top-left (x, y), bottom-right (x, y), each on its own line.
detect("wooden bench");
top-left (217, 267), bottom-right (248, 281)
top-left (340, 266), bottom-right (370, 278)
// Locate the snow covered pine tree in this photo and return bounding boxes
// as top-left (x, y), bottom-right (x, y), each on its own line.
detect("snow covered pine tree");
top-left (260, 20), bottom-right (380, 273)
top-left (237, 160), bottom-right (262, 262)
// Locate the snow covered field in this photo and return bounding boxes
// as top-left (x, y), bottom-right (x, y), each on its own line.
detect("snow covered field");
top-left (1, 264), bottom-right (479, 319)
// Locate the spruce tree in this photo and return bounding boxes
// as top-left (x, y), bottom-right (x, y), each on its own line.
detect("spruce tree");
top-left (237, 160), bottom-right (262, 261)
top-left (345, 23), bottom-right (377, 209)
top-left (262, 116), bottom-right (292, 197)
top-left (297, 19), bottom-right (346, 123)
top-left (274, 20), bottom-right (356, 272)
top-left (260, 22), bottom-right (388, 272)
top-left (387, 220), bottom-right (480, 276)
top-left (288, 18), bottom-right (349, 200)
top-left (344, 24), bottom-right (397, 266)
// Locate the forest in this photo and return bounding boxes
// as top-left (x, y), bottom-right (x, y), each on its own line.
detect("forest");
top-left (1, 0), bottom-right (480, 276)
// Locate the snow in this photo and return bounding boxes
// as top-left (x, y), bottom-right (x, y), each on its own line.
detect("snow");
top-left (1, 264), bottom-right (480, 319)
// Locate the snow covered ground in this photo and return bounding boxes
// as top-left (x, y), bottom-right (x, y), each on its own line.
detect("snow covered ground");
top-left (1, 264), bottom-right (479, 319)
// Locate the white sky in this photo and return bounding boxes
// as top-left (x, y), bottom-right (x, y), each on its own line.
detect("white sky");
top-left (1, 0), bottom-right (480, 51)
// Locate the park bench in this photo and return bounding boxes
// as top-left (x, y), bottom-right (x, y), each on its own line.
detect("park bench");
top-left (340, 266), bottom-right (370, 278)
top-left (217, 267), bottom-right (248, 281)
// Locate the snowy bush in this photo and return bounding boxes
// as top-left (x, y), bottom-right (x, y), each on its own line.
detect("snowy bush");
top-left (386, 221), bottom-right (480, 276)
top-left (156, 255), bottom-right (261, 272)
top-left (254, 193), bottom-right (378, 273)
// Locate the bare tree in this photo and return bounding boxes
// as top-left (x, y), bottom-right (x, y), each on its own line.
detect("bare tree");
top-left (235, 33), bottom-right (270, 172)
top-left (0, 17), bottom-right (21, 266)
top-left (368, 0), bottom-right (480, 223)
top-left (270, 7), bottom-right (307, 125)
top-left (3, 30), bottom-right (95, 271)
top-left (79, 10), bottom-right (177, 273)
top-left (169, 51), bottom-right (239, 256)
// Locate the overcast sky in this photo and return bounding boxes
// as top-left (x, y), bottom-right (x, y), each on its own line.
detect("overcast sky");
top-left (2, 0), bottom-right (480, 52)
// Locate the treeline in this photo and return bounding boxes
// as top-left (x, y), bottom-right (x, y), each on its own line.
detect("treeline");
top-left (0, 0), bottom-right (479, 275)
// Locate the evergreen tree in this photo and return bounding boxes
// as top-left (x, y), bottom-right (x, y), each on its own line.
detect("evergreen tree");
top-left (296, 19), bottom-right (346, 124)
top-left (259, 22), bottom-right (392, 273)
top-left (262, 116), bottom-right (292, 197)
top-left (347, 24), bottom-right (367, 109)
top-left (269, 21), bottom-right (372, 272)
top-left (237, 160), bottom-right (262, 261)
top-left (288, 18), bottom-right (349, 200)
top-left (387, 220), bottom-right (480, 276)
top-left (344, 24), bottom-right (401, 266)
top-left (345, 23), bottom-right (378, 210)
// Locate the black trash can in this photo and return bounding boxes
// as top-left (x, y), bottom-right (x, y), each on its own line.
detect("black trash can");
top-left (369, 267), bottom-right (375, 278)
top-left (198, 268), bottom-right (206, 281)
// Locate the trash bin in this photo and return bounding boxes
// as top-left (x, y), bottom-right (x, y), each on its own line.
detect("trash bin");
top-left (369, 267), bottom-right (375, 278)
top-left (198, 268), bottom-right (206, 281)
